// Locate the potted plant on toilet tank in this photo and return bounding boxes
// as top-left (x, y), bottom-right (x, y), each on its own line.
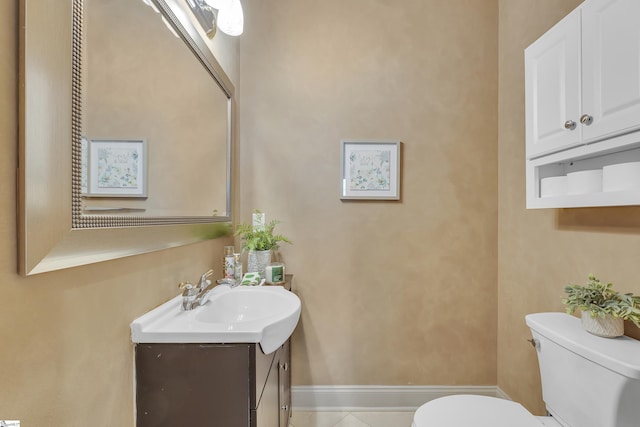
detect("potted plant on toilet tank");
top-left (563, 274), bottom-right (640, 338)
top-left (235, 210), bottom-right (291, 277)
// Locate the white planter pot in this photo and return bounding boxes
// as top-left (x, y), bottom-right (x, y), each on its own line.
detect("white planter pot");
top-left (247, 250), bottom-right (272, 278)
top-left (581, 312), bottom-right (624, 338)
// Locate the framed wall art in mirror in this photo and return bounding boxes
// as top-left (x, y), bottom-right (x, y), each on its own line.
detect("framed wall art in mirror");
top-left (83, 138), bottom-right (148, 198)
top-left (18, 0), bottom-right (235, 275)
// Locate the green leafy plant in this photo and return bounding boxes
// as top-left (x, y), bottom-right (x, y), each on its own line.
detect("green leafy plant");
top-left (563, 274), bottom-right (640, 327)
top-left (235, 211), bottom-right (292, 251)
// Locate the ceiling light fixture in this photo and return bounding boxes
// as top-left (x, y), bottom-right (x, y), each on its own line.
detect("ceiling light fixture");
top-left (186, 0), bottom-right (243, 39)
top-left (216, 0), bottom-right (243, 36)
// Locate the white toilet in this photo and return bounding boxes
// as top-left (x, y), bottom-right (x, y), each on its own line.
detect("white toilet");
top-left (412, 312), bottom-right (640, 427)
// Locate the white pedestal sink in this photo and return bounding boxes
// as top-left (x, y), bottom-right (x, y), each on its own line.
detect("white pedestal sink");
top-left (131, 285), bottom-right (301, 354)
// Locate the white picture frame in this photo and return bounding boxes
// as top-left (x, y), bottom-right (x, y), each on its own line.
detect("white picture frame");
top-left (85, 138), bottom-right (148, 198)
top-left (340, 140), bottom-right (401, 200)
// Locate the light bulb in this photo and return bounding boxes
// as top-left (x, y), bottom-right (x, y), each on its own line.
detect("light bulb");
top-left (217, 0), bottom-right (243, 36)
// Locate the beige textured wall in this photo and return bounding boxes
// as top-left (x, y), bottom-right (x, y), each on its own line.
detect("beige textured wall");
top-left (239, 0), bottom-right (498, 386)
top-left (0, 1), bottom-right (235, 425)
top-left (498, 0), bottom-right (640, 414)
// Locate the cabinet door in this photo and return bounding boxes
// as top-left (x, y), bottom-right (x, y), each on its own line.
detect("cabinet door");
top-left (136, 343), bottom-right (251, 427)
top-left (525, 9), bottom-right (581, 158)
top-left (581, 0), bottom-right (640, 142)
top-left (256, 347), bottom-right (280, 427)
top-left (278, 342), bottom-right (291, 427)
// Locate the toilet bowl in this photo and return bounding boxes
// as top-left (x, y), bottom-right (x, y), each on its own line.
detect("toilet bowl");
top-left (412, 313), bottom-right (640, 427)
top-left (411, 394), bottom-right (563, 427)
top-left (411, 395), bottom-right (554, 427)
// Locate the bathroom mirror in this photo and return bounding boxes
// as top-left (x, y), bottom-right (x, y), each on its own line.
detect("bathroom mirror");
top-left (18, 0), bottom-right (234, 275)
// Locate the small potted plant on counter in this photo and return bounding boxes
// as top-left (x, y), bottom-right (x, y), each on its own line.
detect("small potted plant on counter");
top-left (563, 274), bottom-right (640, 338)
top-left (235, 210), bottom-right (291, 277)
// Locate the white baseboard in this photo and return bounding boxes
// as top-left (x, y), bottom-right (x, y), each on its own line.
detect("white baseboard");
top-left (292, 385), bottom-right (511, 412)
top-left (496, 387), bottom-right (511, 400)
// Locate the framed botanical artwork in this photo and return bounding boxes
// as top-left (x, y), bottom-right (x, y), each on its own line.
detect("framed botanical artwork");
top-left (85, 139), bottom-right (148, 198)
top-left (340, 140), bottom-right (401, 200)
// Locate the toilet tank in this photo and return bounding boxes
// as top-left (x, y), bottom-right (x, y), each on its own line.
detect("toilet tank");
top-left (526, 313), bottom-right (640, 427)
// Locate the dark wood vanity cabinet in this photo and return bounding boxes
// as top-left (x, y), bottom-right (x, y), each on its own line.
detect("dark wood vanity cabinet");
top-left (135, 341), bottom-right (291, 427)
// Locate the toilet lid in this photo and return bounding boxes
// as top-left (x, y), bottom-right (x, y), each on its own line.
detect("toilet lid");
top-left (413, 395), bottom-right (543, 427)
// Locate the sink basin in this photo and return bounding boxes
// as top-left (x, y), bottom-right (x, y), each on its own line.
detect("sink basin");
top-left (195, 287), bottom-right (296, 324)
top-left (131, 285), bottom-right (301, 354)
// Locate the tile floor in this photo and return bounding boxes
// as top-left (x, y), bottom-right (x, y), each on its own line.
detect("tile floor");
top-left (289, 411), bottom-right (415, 427)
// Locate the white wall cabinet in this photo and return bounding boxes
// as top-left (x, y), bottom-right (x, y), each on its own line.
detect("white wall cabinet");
top-left (525, 0), bottom-right (640, 208)
top-left (581, 0), bottom-right (640, 143)
top-left (525, 9), bottom-right (581, 159)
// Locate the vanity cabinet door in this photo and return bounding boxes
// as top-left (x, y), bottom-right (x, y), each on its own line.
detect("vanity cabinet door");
top-left (525, 8), bottom-right (581, 158)
top-left (581, 0), bottom-right (640, 143)
top-left (135, 343), bottom-right (252, 427)
top-left (255, 346), bottom-right (281, 427)
top-left (279, 341), bottom-right (291, 427)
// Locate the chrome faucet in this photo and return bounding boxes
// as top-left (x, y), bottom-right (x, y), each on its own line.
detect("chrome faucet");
top-left (178, 269), bottom-right (216, 311)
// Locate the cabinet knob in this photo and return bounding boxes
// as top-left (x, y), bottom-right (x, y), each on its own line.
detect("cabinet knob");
top-left (564, 120), bottom-right (576, 130)
top-left (280, 362), bottom-right (288, 371)
top-left (580, 114), bottom-right (594, 125)
top-left (281, 404), bottom-right (289, 411)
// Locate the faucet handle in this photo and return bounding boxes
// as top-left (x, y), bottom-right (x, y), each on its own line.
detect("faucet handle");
top-left (197, 269), bottom-right (214, 289)
top-left (179, 281), bottom-right (198, 311)
top-left (178, 281), bottom-right (197, 296)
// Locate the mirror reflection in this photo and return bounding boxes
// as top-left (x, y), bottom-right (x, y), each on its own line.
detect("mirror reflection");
top-left (19, 0), bottom-right (235, 275)
top-left (80, 0), bottom-right (229, 218)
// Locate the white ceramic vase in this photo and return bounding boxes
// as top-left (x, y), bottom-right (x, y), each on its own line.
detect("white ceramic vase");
top-left (581, 312), bottom-right (624, 338)
top-left (247, 249), bottom-right (272, 278)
